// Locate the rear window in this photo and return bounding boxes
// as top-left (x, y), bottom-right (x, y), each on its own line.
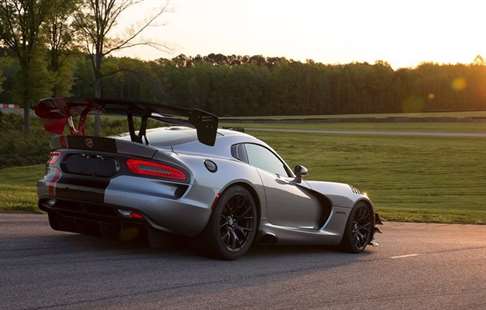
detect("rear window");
top-left (146, 127), bottom-right (198, 146)
top-left (114, 127), bottom-right (198, 147)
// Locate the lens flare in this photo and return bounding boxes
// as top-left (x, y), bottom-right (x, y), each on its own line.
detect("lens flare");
top-left (451, 78), bottom-right (467, 91)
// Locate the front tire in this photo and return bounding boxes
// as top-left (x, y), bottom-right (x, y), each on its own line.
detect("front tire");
top-left (341, 202), bottom-right (374, 253)
top-left (200, 185), bottom-right (258, 260)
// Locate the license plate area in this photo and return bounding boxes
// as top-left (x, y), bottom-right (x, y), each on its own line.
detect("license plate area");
top-left (62, 154), bottom-right (119, 177)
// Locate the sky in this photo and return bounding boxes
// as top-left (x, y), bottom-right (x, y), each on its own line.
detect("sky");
top-left (114, 0), bottom-right (486, 69)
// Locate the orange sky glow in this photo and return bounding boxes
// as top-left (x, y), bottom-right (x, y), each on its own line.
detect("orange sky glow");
top-left (113, 0), bottom-right (486, 69)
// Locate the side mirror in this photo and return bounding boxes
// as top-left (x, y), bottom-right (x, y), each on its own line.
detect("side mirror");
top-left (293, 165), bottom-right (308, 183)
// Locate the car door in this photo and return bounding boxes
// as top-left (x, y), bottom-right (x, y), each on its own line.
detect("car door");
top-left (243, 143), bottom-right (322, 229)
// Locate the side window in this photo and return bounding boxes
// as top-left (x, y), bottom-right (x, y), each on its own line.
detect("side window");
top-left (244, 144), bottom-right (289, 177)
top-left (231, 144), bottom-right (248, 163)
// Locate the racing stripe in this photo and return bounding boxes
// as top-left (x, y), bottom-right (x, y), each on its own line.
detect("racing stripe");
top-left (50, 136), bottom-right (156, 159)
top-left (47, 168), bottom-right (62, 199)
top-left (66, 136), bottom-right (117, 153)
top-left (48, 136), bottom-right (156, 205)
top-left (54, 174), bottom-right (110, 204)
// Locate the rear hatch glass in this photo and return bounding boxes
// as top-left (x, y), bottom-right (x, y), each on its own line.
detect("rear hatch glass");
top-left (113, 126), bottom-right (198, 148)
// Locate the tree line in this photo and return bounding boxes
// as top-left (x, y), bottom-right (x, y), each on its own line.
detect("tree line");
top-left (0, 1), bottom-right (485, 134)
top-left (1, 52), bottom-right (486, 118)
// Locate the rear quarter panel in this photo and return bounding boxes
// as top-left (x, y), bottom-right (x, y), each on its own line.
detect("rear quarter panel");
top-left (176, 152), bottom-right (266, 212)
top-left (104, 149), bottom-right (266, 237)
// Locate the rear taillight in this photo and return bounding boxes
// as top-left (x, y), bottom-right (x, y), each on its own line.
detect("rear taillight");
top-left (118, 209), bottom-right (144, 220)
top-left (126, 159), bottom-right (188, 182)
top-left (47, 152), bottom-right (61, 165)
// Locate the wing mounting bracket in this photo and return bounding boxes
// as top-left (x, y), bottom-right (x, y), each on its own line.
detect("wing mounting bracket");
top-left (127, 112), bottom-right (149, 145)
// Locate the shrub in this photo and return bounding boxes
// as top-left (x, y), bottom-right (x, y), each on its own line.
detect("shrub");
top-left (0, 113), bottom-right (162, 168)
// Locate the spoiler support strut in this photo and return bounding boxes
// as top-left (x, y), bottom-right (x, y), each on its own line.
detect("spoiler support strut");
top-left (127, 113), bottom-right (149, 144)
top-left (67, 105), bottom-right (91, 136)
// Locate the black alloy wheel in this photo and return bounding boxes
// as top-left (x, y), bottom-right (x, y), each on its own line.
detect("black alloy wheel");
top-left (341, 202), bottom-right (374, 253)
top-left (201, 185), bottom-right (258, 260)
top-left (219, 194), bottom-right (256, 252)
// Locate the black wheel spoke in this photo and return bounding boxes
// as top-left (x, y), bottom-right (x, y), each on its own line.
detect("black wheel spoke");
top-left (350, 206), bottom-right (373, 250)
top-left (234, 225), bottom-right (252, 235)
top-left (360, 222), bottom-right (372, 228)
top-left (358, 222), bottom-right (372, 233)
top-left (230, 229), bottom-right (239, 248)
top-left (238, 216), bottom-right (255, 222)
top-left (236, 206), bottom-right (251, 219)
top-left (237, 196), bottom-right (246, 208)
top-left (223, 230), bottom-right (230, 243)
top-left (220, 220), bottom-right (229, 228)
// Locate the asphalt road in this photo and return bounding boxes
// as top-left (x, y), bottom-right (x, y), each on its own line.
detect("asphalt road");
top-left (2, 214), bottom-right (486, 310)
top-left (248, 127), bottom-right (486, 138)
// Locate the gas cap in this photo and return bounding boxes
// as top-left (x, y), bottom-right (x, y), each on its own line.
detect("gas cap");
top-left (204, 160), bottom-right (218, 173)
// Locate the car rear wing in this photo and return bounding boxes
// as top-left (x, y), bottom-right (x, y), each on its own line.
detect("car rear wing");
top-left (34, 97), bottom-right (219, 146)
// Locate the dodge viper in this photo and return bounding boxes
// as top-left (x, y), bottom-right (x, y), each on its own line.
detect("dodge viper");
top-left (35, 97), bottom-right (381, 260)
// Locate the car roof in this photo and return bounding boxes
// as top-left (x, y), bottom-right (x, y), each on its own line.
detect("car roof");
top-left (113, 126), bottom-right (290, 172)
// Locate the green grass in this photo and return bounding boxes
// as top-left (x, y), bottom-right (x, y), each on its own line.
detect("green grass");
top-left (221, 110), bottom-right (486, 120)
top-left (0, 165), bottom-right (44, 212)
top-left (1, 132), bottom-right (485, 224)
top-left (221, 121), bottom-right (486, 133)
top-left (248, 131), bottom-right (486, 224)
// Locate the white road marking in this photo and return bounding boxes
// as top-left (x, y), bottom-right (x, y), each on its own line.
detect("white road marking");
top-left (390, 253), bottom-right (420, 259)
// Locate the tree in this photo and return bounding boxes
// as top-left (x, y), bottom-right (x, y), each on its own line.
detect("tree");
top-left (44, 0), bottom-right (79, 96)
top-left (0, 69), bottom-right (4, 94)
top-left (0, 0), bottom-right (54, 133)
top-left (74, 0), bottom-right (169, 135)
top-left (0, 56), bottom-right (7, 94)
top-left (473, 55), bottom-right (485, 66)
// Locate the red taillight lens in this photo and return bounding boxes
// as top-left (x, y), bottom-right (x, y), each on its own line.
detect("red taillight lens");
top-left (126, 159), bottom-right (187, 182)
top-left (130, 211), bottom-right (144, 220)
top-left (47, 152), bottom-right (61, 165)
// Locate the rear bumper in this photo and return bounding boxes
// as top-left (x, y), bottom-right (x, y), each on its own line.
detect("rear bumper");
top-left (38, 174), bottom-right (214, 237)
top-left (39, 199), bottom-right (146, 238)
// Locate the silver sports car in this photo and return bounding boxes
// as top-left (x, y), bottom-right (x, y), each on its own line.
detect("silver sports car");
top-left (35, 98), bottom-right (381, 260)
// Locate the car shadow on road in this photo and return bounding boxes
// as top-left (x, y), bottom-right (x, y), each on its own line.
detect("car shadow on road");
top-left (45, 232), bottom-right (376, 263)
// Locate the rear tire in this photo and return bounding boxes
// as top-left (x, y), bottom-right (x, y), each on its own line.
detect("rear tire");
top-left (200, 185), bottom-right (258, 260)
top-left (341, 202), bottom-right (374, 253)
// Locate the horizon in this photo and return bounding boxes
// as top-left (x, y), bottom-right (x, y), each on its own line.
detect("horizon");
top-left (112, 0), bottom-right (486, 69)
top-left (111, 51), bottom-right (484, 70)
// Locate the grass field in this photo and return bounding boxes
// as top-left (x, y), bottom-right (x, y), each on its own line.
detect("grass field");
top-left (221, 121), bottom-right (486, 133)
top-left (221, 110), bottom-right (486, 120)
top-left (1, 131), bottom-right (485, 224)
top-left (248, 131), bottom-right (486, 224)
top-left (0, 165), bottom-right (44, 212)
